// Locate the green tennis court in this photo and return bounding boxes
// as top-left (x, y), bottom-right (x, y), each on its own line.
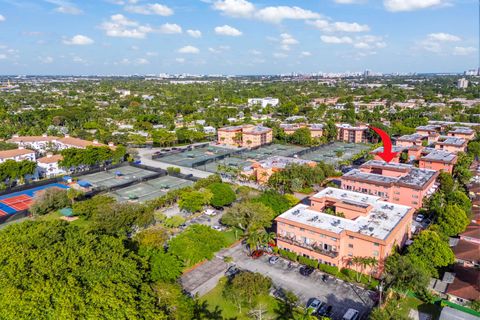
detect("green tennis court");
top-left (75, 166), bottom-right (158, 189)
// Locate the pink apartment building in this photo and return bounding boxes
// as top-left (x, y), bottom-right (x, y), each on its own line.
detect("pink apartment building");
top-left (396, 133), bottom-right (426, 147)
top-left (340, 160), bottom-right (438, 209)
top-left (280, 123), bottom-right (324, 138)
top-left (447, 127), bottom-right (476, 141)
top-left (217, 125), bottom-right (272, 148)
top-left (416, 125), bottom-right (442, 136)
top-left (276, 187), bottom-right (414, 276)
top-left (336, 124), bottom-right (369, 143)
top-left (419, 149), bottom-right (458, 173)
top-left (434, 136), bottom-right (468, 154)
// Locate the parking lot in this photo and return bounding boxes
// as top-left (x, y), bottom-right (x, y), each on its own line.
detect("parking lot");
top-left (221, 243), bottom-right (376, 320)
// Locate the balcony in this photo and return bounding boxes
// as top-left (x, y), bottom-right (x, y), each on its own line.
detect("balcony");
top-left (277, 235), bottom-right (339, 258)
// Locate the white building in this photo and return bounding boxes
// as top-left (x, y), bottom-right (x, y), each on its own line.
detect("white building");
top-left (7, 135), bottom-right (115, 153)
top-left (457, 78), bottom-right (469, 89)
top-left (0, 148), bottom-right (36, 163)
top-left (203, 126), bottom-right (216, 135)
top-left (37, 154), bottom-right (66, 178)
top-left (247, 97), bottom-right (280, 108)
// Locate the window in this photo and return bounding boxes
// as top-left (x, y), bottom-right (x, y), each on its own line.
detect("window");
top-left (300, 228), bottom-right (305, 232)
top-left (348, 244), bottom-right (354, 248)
top-left (348, 253), bottom-right (353, 257)
top-left (373, 251), bottom-right (379, 257)
top-left (349, 236), bottom-right (354, 239)
top-left (373, 243), bottom-right (380, 247)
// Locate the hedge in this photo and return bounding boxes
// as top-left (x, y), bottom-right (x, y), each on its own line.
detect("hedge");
top-left (298, 256), bottom-right (319, 268)
top-left (318, 263), bottom-right (339, 275)
top-left (279, 249), bottom-right (298, 262)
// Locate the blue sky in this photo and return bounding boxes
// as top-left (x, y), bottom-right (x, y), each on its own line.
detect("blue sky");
top-left (0, 0), bottom-right (477, 75)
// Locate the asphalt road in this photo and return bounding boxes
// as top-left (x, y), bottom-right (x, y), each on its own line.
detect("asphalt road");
top-left (220, 243), bottom-right (377, 320)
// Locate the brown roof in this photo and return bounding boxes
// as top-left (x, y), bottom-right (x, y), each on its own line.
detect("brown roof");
top-left (37, 154), bottom-right (63, 164)
top-left (58, 137), bottom-right (105, 148)
top-left (452, 239), bottom-right (480, 263)
top-left (447, 265), bottom-right (480, 301)
top-left (0, 148), bottom-right (35, 160)
top-left (7, 136), bottom-right (57, 143)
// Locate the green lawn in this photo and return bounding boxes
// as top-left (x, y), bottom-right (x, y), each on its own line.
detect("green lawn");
top-left (222, 228), bottom-right (243, 246)
top-left (201, 277), bottom-right (280, 319)
top-left (397, 296), bottom-right (441, 320)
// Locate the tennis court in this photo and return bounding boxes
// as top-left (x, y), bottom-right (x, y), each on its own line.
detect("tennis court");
top-left (108, 176), bottom-right (193, 203)
top-left (0, 183), bottom-right (69, 216)
top-left (154, 145), bottom-right (235, 167)
top-left (75, 166), bottom-right (159, 189)
top-left (201, 157), bottom-right (253, 173)
top-left (299, 142), bottom-right (371, 165)
top-left (234, 144), bottom-right (308, 160)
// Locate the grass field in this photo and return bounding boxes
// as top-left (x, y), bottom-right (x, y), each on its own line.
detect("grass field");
top-left (201, 277), bottom-right (280, 320)
top-left (396, 296), bottom-right (441, 320)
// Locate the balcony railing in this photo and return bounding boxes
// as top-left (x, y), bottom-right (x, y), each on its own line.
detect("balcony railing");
top-left (277, 235), bottom-right (339, 258)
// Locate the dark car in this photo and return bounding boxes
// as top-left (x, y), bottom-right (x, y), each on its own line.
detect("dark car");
top-left (299, 266), bottom-right (315, 276)
top-left (225, 266), bottom-right (240, 278)
top-left (251, 250), bottom-right (264, 259)
top-left (318, 304), bottom-right (333, 317)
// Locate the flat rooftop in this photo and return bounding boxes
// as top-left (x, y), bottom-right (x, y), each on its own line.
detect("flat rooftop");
top-left (449, 127), bottom-right (475, 134)
top-left (437, 136), bottom-right (466, 146)
top-left (243, 125), bottom-right (272, 134)
top-left (371, 146), bottom-right (407, 153)
top-left (336, 123), bottom-right (368, 130)
top-left (277, 188), bottom-right (412, 240)
top-left (396, 133), bottom-right (425, 142)
top-left (343, 160), bottom-right (437, 188)
top-left (421, 149), bottom-right (457, 163)
top-left (416, 125), bottom-right (440, 131)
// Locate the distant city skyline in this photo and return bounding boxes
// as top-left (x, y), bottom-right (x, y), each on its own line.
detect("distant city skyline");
top-left (0, 0), bottom-right (478, 75)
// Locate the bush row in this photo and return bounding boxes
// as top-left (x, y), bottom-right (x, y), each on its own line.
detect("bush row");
top-left (274, 247), bottom-right (379, 290)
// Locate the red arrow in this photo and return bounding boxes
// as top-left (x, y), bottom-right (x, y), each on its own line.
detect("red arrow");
top-left (370, 126), bottom-right (398, 163)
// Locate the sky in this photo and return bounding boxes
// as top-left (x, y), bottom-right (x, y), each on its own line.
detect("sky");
top-left (0, 0), bottom-right (478, 75)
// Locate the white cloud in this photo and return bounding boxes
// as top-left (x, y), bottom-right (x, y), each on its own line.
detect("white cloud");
top-left (63, 34), bottom-right (94, 45)
top-left (213, 0), bottom-right (320, 24)
top-left (176, 57), bottom-right (185, 63)
top-left (453, 46), bottom-right (476, 56)
top-left (100, 14), bottom-right (153, 39)
top-left (249, 49), bottom-right (262, 55)
top-left (187, 29), bottom-right (202, 38)
top-left (354, 35), bottom-right (386, 49)
top-left (308, 19), bottom-right (369, 33)
top-left (178, 45), bottom-right (199, 54)
top-left (72, 56), bottom-right (87, 64)
top-left (146, 51), bottom-right (158, 56)
top-left (212, 0), bottom-right (255, 18)
top-left (40, 56), bottom-right (54, 64)
top-left (279, 33), bottom-right (298, 51)
top-left (45, 0), bottom-right (83, 15)
top-left (215, 25), bottom-right (242, 36)
top-left (0, 14), bottom-right (5, 22)
top-left (320, 35), bottom-right (353, 44)
top-left (135, 58), bottom-right (149, 64)
top-left (273, 52), bottom-right (288, 58)
top-left (384, 0), bottom-right (448, 12)
top-left (334, 0), bottom-right (364, 3)
top-left (300, 51), bottom-right (312, 57)
top-left (158, 23), bottom-right (182, 34)
top-left (208, 45), bottom-right (230, 54)
top-left (427, 32), bottom-right (460, 42)
top-left (124, 3), bottom-right (173, 16)
top-left (0, 54), bottom-right (7, 59)
top-left (256, 6), bottom-right (320, 23)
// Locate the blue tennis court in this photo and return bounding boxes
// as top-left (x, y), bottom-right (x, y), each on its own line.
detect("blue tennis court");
top-left (0, 183), bottom-right (69, 216)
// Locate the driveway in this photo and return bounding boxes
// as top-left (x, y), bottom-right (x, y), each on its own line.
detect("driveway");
top-left (220, 243), bottom-right (376, 320)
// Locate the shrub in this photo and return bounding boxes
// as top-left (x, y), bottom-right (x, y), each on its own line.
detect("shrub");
top-left (298, 256), bottom-right (319, 268)
top-left (164, 215), bottom-right (186, 228)
top-left (167, 167), bottom-right (181, 174)
top-left (318, 264), bottom-right (339, 276)
top-left (207, 183), bottom-right (236, 208)
top-left (279, 249), bottom-right (298, 261)
top-left (30, 189), bottom-right (70, 216)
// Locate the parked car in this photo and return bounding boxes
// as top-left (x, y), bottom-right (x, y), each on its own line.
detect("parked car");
top-left (225, 266), bottom-right (240, 278)
top-left (318, 304), bottom-right (333, 317)
top-left (342, 308), bottom-right (360, 320)
top-left (269, 256), bottom-right (279, 264)
top-left (415, 214), bottom-right (425, 222)
top-left (299, 266), bottom-right (315, 277)
top-left (212, 225), bottom-right (223, 231)
top-left (251, 250), bottom-right (264, 259)
top-left (306, 298), bottom-right (323, 314)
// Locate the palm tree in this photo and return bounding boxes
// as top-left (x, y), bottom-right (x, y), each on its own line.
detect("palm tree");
top-left (259, 230), bottom-right (276, 249)
top-left (293, 306), bottom-right (318, 320)
top-left (246, 231), bottom-right (261, 254)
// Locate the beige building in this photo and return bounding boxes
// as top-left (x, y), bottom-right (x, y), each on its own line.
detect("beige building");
top-left (217, 125), bottom-right (272, 148)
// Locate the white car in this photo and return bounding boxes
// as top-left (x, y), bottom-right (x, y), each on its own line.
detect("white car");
top-left (415, 214), bottom-right (425, 222)
top-left (306, 298), bottom-right (323, 314)
top-left (205, 209), bottom-right (217, 216)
